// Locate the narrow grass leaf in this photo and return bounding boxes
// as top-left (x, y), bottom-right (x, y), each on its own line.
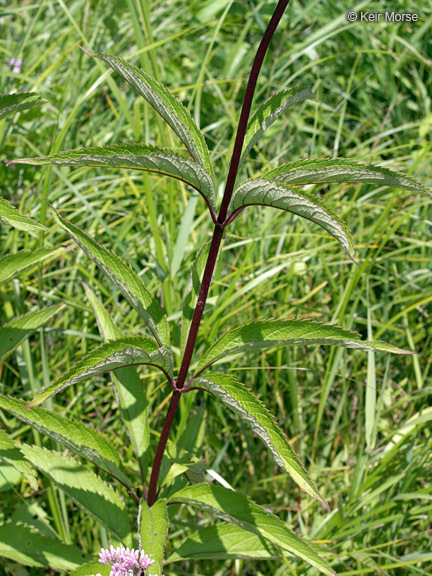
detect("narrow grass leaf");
top-left (0, 395), bottom-right (132, 488)
top-left (139, 499), bottom-right (169, 575)
top-left (263, 158), bottom-right (431, 196)
top-left (228, 179), bottom-right (355, 260)
top-left (196, 319), bottom-right (411, 372)
top-left (0, 93), bottom-right (46, 121)
top-left (240, 88), bottom-right (315, 167)
top-left (83, 50), bottom-right (215, 184)
top-left (26, 336), bottom-right (173, 408)
top-left (0, 305), bottom-right (63, 362)
top-left (0, 197), bottom-right (47, 233)
top-left (12, 144), bottom-right (216, 213)
top-left (170, 483), bottom-right (334, 575)
top-left (195, 373), bottom-right (327, 507)
top-left (0, 428), bottom-right (38, 489)
top-left (0, 247), bottom-right (63, 284)
top-left (84, 284), bottom-right (149, 480)
top-left (0, 524), bottom-right (86, 570)
top-left (166, 523), bottom-right (279, 562)
top-left (20, 445), bottom-right (131, 544)
top-left (53, 209), bottom-right (170, 347)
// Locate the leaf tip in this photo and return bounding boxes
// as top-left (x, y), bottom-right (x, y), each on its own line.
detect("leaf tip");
top-left (79, 46), bottom-right (91, 56)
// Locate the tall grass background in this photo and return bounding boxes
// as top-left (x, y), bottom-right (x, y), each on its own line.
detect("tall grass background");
top-left (1, 0), bottom-right (431, 574)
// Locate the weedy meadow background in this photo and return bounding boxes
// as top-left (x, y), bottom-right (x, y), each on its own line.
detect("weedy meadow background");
top-left (1, 0), bottom-right (431, 575)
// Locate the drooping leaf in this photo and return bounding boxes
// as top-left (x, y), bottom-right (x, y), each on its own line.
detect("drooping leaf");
top-left (194, 373), bottom-right (327, 508)
top-left (83, 50), bottom-right (215, 184)
top-left (0, 305), bottom-right (64, 362)
top-left (166, 523), bottom-right (279, 563)
top-left (0, 92), bottom-right (46, 121)
top-left (0, 395), bottom-right (131, 488)
top-left (0, 428), bottom-right (38, 489)
top-left (170, 483), bottom-right (334, 576)
top-left (263, 157), bottom-right (431, 196)
top-left (11, 501), bottom-right (60, 540)
top-left (12, 143), bottom-right (216, 213)
top-left (0, 197), bottom-right (47, 233)
top-left (0, 247), bottom-right (63, 284)
top-left (84, 284), bottom-right (149, 479)
top-left (53, 209), bottom-right (170, 347)
top-left (240, 87), bottom-right (315, 167)
top-left (227, 178), bottom-right (356, 260)
top-left (139, 499), bottom-right (169, 575)
top-left (26, 336), bottom-right (173, 408)
top-left (20, 445), bottom-right (132, 544)
top-left (0, 523), bottom-right (86, 570)
top-left (195, 319), bottom-right (411, 373)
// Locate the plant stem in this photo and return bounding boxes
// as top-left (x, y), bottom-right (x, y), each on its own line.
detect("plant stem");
top-left (147, 0), bottom-right (290, 506)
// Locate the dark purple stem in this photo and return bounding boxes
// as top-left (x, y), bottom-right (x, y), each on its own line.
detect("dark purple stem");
top-left (147, 0), bottom-right (290, 506)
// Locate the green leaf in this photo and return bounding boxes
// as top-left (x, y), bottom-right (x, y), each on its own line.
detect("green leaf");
top-left (84, 50), bottom-right (215, 185)
top-left (263, 157), bottom-right (432, 196)
top-left (53, 209), bottom-right (170, 347)
top-left (11, 501), bottom-right (59, 540)
top-left (84, 284), bottom-right (149, 479)
top-left (0, 305), bottom-right (64, 362)
top-left (0, 523), bottom-right (86, 570)
top-left (13, 143), bottom-right (216, 213)
top-left (139, 499), bottom-right (169, 575)
top-left (0, 197), bottom-right (47, 234)
top-left (0, 428), bottom-right (38, 489)
top-left (0, 247), bottom-right (63, 284)
top-left (0, 92), bottom-right (46, 121)
top-left (20, 445), bottom-right (131, 544)
top-left (194, 373), bottom-right (327, 507)
top-left (69, 560), bottom-right (110, 576)
top-left (170, 483), bottom-right (334, 575)
top-left (240, 88), bottom-right (315, 167)
top-left (166, 523), bottom-right (279, 562)
top-left (26, 336), bottom-right (173, 408)
top-left (195, 319), bottom-right (411, 373)
top-left (0, 395), bottom-right (131, 488)
top-left (228, 179), bottom-right (356, 260)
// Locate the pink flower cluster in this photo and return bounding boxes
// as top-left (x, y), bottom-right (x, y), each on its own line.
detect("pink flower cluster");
top-left (95, 545), bottom-right (155, 576)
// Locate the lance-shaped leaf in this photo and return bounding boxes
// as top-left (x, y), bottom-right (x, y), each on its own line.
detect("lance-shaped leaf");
top-left (195, 373), bottom-right (327, 508)
top-left (85, 284), bottom-right (149, 480)
top-left (195, 319), bottom-right (411, 374)
top-left (0, 247), bottom-right (63, 284)
top-left (263, 157), bottom-right (431, 196)
top-left (0, 92), bottom-right (46, 121)
top-left (227, 178), bottom-right (355, 260)
top-left (0, 523), bottom-right (86, 570)
top-left (53, 209), bottom-right (170, 347)
top-left (26, 336), bottom-right (173, 408)
top-left (0, 395), bottom-right (132, 488)
top-left (166, 523), bottom-right (279, 563)
top-left (140, 499), bottom-right (169, 576)
top-left (0, 305), bottom-right (64, 362)
top-left (12, 143), bottom-right (216, 214)
top-left (20, 445), bottom-right (132, 544)
top-left (170, 483), bottom-right (334, 576)
top-left (83, 49), bottom-right (215, 185)
top-left (240, 87), bottom-right (315, 168)
top-left (0, 428), bottom-right (38, 489)
top-left (0, 197), bottom-right (47, 233)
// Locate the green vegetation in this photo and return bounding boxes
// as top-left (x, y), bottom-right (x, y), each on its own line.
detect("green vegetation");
top-left (1, 1), bottom-right (431, 575)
